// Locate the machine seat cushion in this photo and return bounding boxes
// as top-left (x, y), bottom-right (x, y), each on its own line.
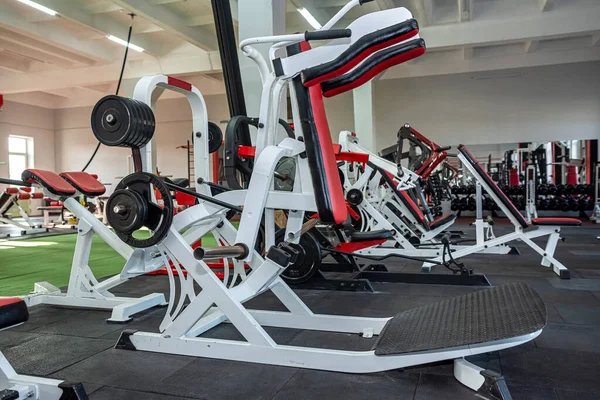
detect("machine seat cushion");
top-left (531, 217), bottom-right (582, 227)
top-left (22, 169), bottom-right (76, 197)
top-left (301, 19), bottom-right (419, 87)
top-left (374, 283), bottom-right (546, 355)
top-left (169, 178), bottom-right (190, 188)
top-left (430, 214), bottom-right (455, 230)
top-left (0, 298), bottom-right (29, 330)
top-left (322, 38), bottom-right (426, 98)
top-left (350, 229), bottom-right (394, 243)
top-left (59, 172), bottom-right (106, 196)
top-left (457, 145), bottom-right (529, 229)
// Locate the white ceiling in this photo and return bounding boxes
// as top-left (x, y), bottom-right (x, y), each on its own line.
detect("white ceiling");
top-left (0, 0), bottom-right (599, 109)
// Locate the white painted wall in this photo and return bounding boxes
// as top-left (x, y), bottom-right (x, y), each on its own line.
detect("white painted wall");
top-left (373, 61), bottom-right (600, 150)
top-left (54, 94), bottom-right (230, 194)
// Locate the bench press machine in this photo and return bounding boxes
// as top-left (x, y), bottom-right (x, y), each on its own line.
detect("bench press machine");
top-left (99, 3), bottom-right (548, 397)
top-left (0, 298), bottom-right (87, 399)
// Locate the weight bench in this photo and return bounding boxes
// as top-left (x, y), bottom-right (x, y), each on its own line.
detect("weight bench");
top-left (0, 187), bottom-right (46, 236)
top-left (8, 169), bottom-right (166, 322)
top-left (0, 298), bottom-right (87, 399)
top-left (421, 145), bottom-right (581, 278)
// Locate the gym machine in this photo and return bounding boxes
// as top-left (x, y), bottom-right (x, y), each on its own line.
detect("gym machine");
top-left (96, 5), bottom-right (548, 399)
top-left (0, 186), bottom-right (47, 237)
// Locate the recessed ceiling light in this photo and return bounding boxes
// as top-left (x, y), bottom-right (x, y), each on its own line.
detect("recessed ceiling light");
top-left (107, 35), bottom-right (144, 52)
top-left (297, 7), bottom-right (321, 30)
top-left (17, 0), bottom-right (57, 16)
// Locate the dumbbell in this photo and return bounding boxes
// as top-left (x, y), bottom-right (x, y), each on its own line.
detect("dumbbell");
top-left (558, 198), bottom-right (570, 212)
top-left (467, 198), bottom-right (476, 211)
top-left (537, 184), bottom-right (548, 195)
top-left (575, 184), bottom-right (586, 194)
top-left (568, 198), bottom-right (578, 212)
top-left (565, 185), bottom-right (576, 195)
top-left (537, 199), bottom-right (549, 210)
top-left (578, 198), bottom-right (589, 211)
top-left (556, 185), bottom-right (566, 195)
top-left (585, 184), bottom-right (594, 196)
top-left (450, 199), bottom-right (459, 211)
top-left (548, 198), bottom-right (558, 210)
top-left (459, 198), bottom-right (468, 211)
top-left (547, 184), bottom-right (558, 195)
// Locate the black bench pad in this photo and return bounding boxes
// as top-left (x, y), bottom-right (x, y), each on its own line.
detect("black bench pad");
top-left (350, 229), bottom-right (394, 243)
top-left (374, 283), bottom-right (546, 355)
top-left (0, 298), bottom-right (29, 330)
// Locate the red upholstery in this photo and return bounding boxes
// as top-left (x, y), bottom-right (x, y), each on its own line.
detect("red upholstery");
top-left (31, 192), bottom-right (44, 199)
top-left (59, 172), bottom-right (106, 196)
top-left (322, 39), bottom-right (426, 98)
top-left (532, 218), bottom-right (582, 227)
top-left (4, 187), bottom-right (19, 194)
top-left (430, 214), bottom-right (456, 230)
top-left (20, 187), bottom-right (31, 193)
top-left (17, 193), bottom-right (31, 200)
top-left (21, 169), bottom-right (76, 197)
top-left (302, 19), bottom-right (419, 87)
top-left (0, 297), bottom-right (28, 330)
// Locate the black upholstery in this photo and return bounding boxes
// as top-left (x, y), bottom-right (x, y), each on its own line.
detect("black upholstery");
top-left (0, 298), bottom-right (29, 330)
top-left (457, 145), bottom-right (529, 228)
top-left (301, 19), bottom-right (419, 86)
top-left (350, 229), bottom-right (394, 242)
top-left (321, 39), bottom-right (426, 96)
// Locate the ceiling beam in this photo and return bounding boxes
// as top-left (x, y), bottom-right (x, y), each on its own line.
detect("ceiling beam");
top-left (148, 0), bottom-right (185, 4)
top-left (0, 7), bottom-right (113, 63)
top-left (524, 40), bottom-right (539, 53)
top-left (292, 0), bottom-right (333, 28)
top-left (3, 92), bottom-right (62, 109)
top-left (111, 0), bottom-right (218, 51)
top-left (88, 3), bottom-right (123, 14)
top-left (0, 53), bottom-right (32, 73)
top-left (0, 27), bottom-right (96, 66)
top-left (593, 34), bottom-right (600, 47)
top-left (458, 0), bottom-right (474, 22)
top-left (382, 46), bottom-right (600, 80)
top-left (462, 47), bottom-right (473, 59)
top-left (0, 51), bottom-right (221, 94)
top-left (184, 15), bottom-right (214, 27)
top-left (419, 5), bottom-right (600, 50)
top-left (0, 38), bottom-right (76, 68)
top-left (540, 0), bottom-right (556, 12)
top-left (28, 0), bottom-right (169, 56)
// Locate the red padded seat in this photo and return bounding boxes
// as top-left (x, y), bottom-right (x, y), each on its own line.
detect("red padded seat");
top-left (0, 298), bottom-right (29, 330)
top-left (531, 218), bottom-right (582, 227)
top-left (59, 172), bottom-right (106, 197)
top-left (21, 169), bottom-right (76, 197)
top-left (430, 214), bottom-right (456, 230)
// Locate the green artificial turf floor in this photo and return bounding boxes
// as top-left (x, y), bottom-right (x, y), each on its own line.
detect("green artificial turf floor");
top-left (0, 229), bottom-right (220, 296)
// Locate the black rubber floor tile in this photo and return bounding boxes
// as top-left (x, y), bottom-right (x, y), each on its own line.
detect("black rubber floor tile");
top-left (405, 352), bottom-right (501, 378)
top-left (286, 329), bottom-right (376, 351)
top-left (272, 369), bottom-right (417, 400)
top-left (99, 309), bottom-right (165, 341)
top-left (555, 388), bottom-right (600, 400)
top-left (31, 309), bottom-right (124, 338)
top-left (534, 287), bottom-right (600, 306)
top-left (0, 331), bottom-right (40, 350)
top-left (500, 347), bottom-right (600, 392)
top-left (10, 305), bottom-right (86, 332)
top-left (545, 303), bottom-right (565, 323)
top-left (413, 373), bottom-right (473, 400)
top-left (153, 357), bottom-right (298, 400)
top-left (509, 385), bottom-right (559, 400)
top-left (89, 387), bottom-right (196, 400)
top-left (534, 323), bottom-right (600, 353)
top-left (4, 335), bottom-right (114, 376)
top-left (50, 348), bottom-right (195, 392)
top-left (555, 303), bottom-right (600, 325)
top-left (199, 323), bottom-right (302, 344)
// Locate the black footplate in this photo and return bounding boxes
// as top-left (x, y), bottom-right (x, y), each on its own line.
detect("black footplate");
top-left (374, 283), bottom-right (546, 355)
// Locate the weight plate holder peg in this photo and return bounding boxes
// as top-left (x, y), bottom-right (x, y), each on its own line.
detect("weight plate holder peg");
top-left (107, 172), bottom-right (174, 248)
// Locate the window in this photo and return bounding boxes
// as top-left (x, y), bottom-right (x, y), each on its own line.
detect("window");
top-left (8, 136), bottom-right (34, 181)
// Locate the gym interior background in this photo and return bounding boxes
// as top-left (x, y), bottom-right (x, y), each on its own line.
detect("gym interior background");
top-left (0, 0), bottom-right (599, 399)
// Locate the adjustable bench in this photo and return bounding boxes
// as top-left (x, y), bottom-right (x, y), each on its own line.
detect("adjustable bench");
top-left (420, 145), bottom-right (581, 278)
top-left (0, 298), bottom-right (88, 399)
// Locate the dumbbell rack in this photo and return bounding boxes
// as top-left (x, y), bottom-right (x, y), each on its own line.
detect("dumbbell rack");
top-left (591, 162), bottom-right (600, 223)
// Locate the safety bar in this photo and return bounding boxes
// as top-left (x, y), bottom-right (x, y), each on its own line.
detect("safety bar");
top-left (0, 178), bottom-right (31, 187)
top-left (163, 181), bottom-right (243, 213)
top-left (193, 244), bottom-right (249, 261)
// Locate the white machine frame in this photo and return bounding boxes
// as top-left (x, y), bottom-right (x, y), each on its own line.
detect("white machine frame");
top-left (0, 189), bottom-right (46, 237)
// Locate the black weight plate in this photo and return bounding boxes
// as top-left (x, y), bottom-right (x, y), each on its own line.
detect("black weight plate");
top-left (106, 189), bottom-right (148, 233)
top-left (281, 232), bottom-right (321, 284)
top-left (208, 122), bottom-right (223, 153)
top-left (124, 98), bottom-right (145, 149)
top-left (274, 157), bottom-right (295, 191)
top-left (91, 95), bottom-right (132, 146)
top-left (132, 99), bottom-right (155, 148)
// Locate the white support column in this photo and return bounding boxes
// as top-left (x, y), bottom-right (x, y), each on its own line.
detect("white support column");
top-left (352, 80), bottom-right (376, 152)
top-left (238, 0), bottom-right (286, 143)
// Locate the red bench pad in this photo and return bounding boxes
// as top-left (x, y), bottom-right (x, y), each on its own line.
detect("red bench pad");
top-left (532, 218), bottom-right (582, 227)
top-left (22, 169), bottom-right (76, 197)
top-left (59, 172), bottom-right (106, 196)
top-left (430, 213), bottom-right (456, 230)
top-left (0, 298), bottom-right (29, 330)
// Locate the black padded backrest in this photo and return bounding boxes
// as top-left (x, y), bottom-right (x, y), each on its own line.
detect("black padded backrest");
top-left (458, 145), bottom-right (529, 228)
top-left (290, 42), bottom-right (348, 225)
